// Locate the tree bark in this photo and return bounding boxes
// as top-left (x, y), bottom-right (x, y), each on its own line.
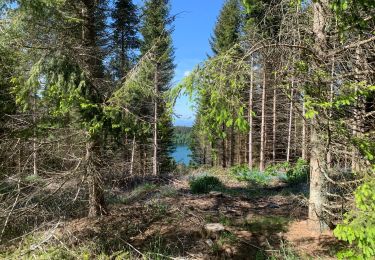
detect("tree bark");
top-left (272, 79), bottom-right (277, 164)
top-left (309, 0), bottom-right (329, 231)
top-left (260, 66), bottom-right (266, 172)
top-left (287, 86), bottom-right (294, 163)
top-left (86, 139), bottom-right (107, 217)
top-left (221, 123), bottom-right (227, 168)
top-left (248, 57), bottom-right (254, 169)
top-left (302, 100), bottom-right (307, 161)
top-left (230, 125), bottom-right (235, 166)
top-left (130, 136), bottom-right (136, 176)
top-left (153, 63), bottom-right (159, 176)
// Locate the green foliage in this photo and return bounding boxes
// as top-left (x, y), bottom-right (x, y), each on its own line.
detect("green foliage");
top-left (210, 0), bottom-right (243, 55)
top-left (230, 165), bottom-right (273, 185)
top-left (265, 162), bottom-right (290, 176)
top-left (189, 175), bottom-right (223, 194)
top-left (173, 126), bottom-right (191, 145)
top-left (334, 180), bottom-right (375, 259)
top-left (229, 160), bottom-right (308, 186)
top-left (110, 0), bottom-right (139, 79)
top-left (286, 159), bottom-right (308, 185)
top-left (139, 0), bottom-right (176, 173)
top-left (329, 0), bottom-right (375, 33)
top-left (181, 48), bottom-right (250, 143)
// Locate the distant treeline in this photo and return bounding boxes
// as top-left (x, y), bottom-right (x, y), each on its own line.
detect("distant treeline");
top-left (173, 126), bottom-right (192, 145)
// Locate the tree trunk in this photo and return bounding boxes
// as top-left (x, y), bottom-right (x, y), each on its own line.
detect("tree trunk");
top-left (309, 123), bottom-right (326, 230)
top-left (86, 139), bottom-right (107, 217)
top-left (230, 125), bottom-right (235, 166)
top-left (153, 63), bottom-right (159, 176)
top-left (302, 100), bottom-right (307, 161)
top-left (272, 81), bottom-right (277, 164)
top-left (260, 66), bottom-right (266, 172)
top-left (221, 123), bottom-right (227, 168)
top-left (130, 136), bottom-right (136, 176)
top-left (352, 43), bottom-right (365, 173)
top-left (309, 0), bottom-right (329, 231)
top-left (287, 86), bottom-right (294, 163)
top-left (248, 57), bottom-right (254, 169)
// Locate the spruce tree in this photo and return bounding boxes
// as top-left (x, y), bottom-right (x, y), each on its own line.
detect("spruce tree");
top-left (140, 0), bottom-right (175, 174)
top-left (206, 0), bottom-right (243, 167)
top-left (110, 0), bottom-right (139, 80)
top-left (210, 0), bottom-right (243, 55)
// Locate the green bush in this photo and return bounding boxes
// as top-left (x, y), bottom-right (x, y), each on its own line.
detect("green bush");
top-left (286, 159), bottom-right (308, 184)
top-left (265, 162), bottom-right (290, 176)
top-left (230, 165), bottom-right (272, 186)
top-left (189, 175), bottom-right (223, 194)
top-left (334, 180), bottom-right (375, 259)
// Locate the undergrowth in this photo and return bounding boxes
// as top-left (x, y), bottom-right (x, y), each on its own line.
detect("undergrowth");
top-left (189, 175), bottom-right (223, 194)
top-left (229, 159), bottom-right (308, 186)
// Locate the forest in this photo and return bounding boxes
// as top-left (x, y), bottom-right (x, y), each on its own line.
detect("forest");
top-left (0, 0), bottom-right (374, 259)
top-left (173, 126), bottom-right (191, 146)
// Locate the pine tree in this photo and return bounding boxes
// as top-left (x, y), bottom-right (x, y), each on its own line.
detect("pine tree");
top-left (140, 0), bottom-right (175, 175)
top-left (210, 0), bottom-right (243, 55)
top-left (110, 0), bottom-right (139, 80)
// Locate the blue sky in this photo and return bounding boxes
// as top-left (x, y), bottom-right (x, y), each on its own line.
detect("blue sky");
top-left (134, 0), bottom-right (225, 126)
top-left (169, 0), bottom-right (224, 126)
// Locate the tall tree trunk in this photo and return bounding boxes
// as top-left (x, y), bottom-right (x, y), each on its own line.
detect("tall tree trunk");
top-left (302, 100), bottom-right (307, 161)
top-left (32, 92), bottom-right (37, 176)
top-left (272, 80), bottom-right (277, 164)
top-left (309, 0), bottom-right (329, 231)
top-left (221, 123), bottom-right (227, 168)
top-left (260, 66), bottom-right (266, 172)
top-left (153, 63), bottom-right (159, 176)
top-left (130, 136), bottom-right (136, 176)
top-left (230, 125), bottom-right (235, 166)
top-left (352, 43), bottom-right (364, 173)
top-left (81, 2), bottom-right (107, 217)
top-left (287, 86), bottom-right (294, 163)
top-left (327, 53), bottom-right (335, 168)
top-left (248, 57), bottom-right (254, 169)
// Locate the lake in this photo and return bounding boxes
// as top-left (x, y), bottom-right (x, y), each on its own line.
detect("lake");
top-left (171, 145), bottom-right (192, 165)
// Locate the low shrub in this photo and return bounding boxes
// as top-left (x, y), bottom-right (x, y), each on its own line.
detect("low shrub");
top-left (265, 162), bottom-right (290, 176)
top-left (189, 175), bottom-right (223, 194)
top-left (230, 165), bottom-right (273, 186)
top-left (286, 159), bottom-right (309, 185)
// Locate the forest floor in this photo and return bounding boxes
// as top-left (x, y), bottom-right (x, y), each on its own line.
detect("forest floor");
top-left (1, 168), bottom-right (342, 259)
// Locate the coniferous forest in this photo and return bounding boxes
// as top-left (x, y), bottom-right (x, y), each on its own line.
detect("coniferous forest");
top-left (0, 0), bottom-right (374, 259)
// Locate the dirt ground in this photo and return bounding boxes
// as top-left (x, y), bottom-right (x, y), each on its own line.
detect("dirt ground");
top-left (51, 173), bottom-right (340, 259)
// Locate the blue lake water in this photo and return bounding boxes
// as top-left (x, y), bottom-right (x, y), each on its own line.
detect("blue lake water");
top-left (171, 145), bottom-right (192, 165)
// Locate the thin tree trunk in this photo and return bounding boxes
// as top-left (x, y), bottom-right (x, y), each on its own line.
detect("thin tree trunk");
top-left (153, 63), bottom-right (159, 176)
top-left (287, 86), bottom-right (294, 163)
top-left (130, 136), bottom-right (136, 176)
top-left (248, 58), bottom-right (254, 169)
top-left (203, 146), bottom-right (206, 165)
top-left (230, 125), bottom-right (235, 166)
top-left (327, 54), bottom-right (335, 168)
top-left (222, 123), bottom-right (227, 168)
top-left (32, 93), bottom-right (37, 176)
top-left (352, 43), bottom-right (364, 172)
top-left (272, 80), bottom-right (277, 164)
top-left (302, 100), bottom-right (307, 161)
top-left (260, 66), bottom-right (266, 172)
